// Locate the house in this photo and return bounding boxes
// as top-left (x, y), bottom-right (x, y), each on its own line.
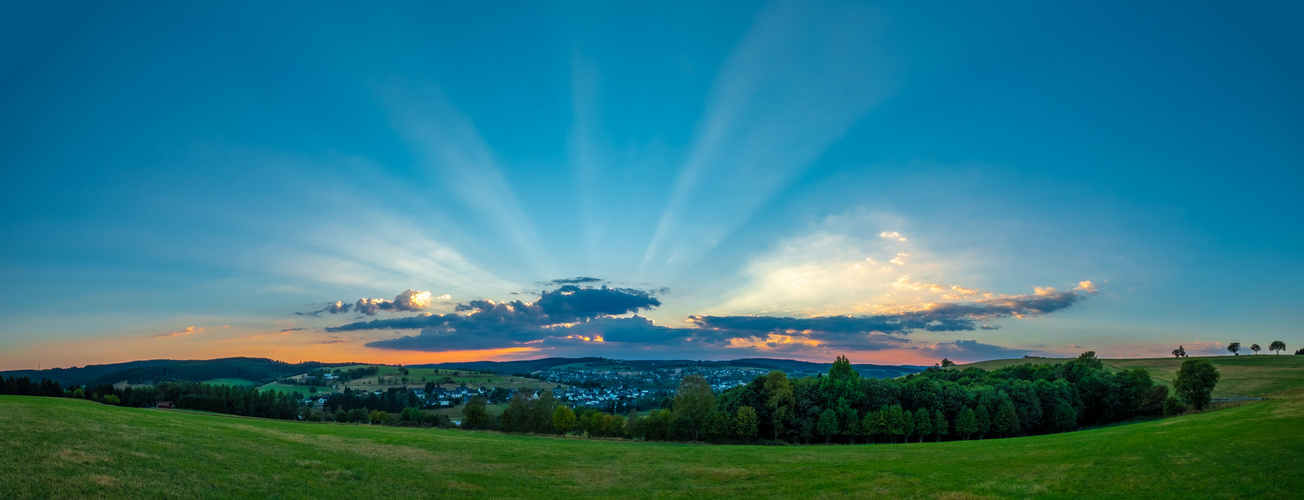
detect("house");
top-left (156, 401), bottom-right (176, 409)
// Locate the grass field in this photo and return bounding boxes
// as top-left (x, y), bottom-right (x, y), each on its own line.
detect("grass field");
top-left (3, 382), bottom-right (1302, 498)
top-left (954, 355), bottom-right (1304, 399)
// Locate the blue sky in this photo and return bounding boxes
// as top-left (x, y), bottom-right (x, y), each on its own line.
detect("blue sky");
top-left (2, 1), bottom-right (1301, 369)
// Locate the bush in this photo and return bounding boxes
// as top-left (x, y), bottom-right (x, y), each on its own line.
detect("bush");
top-left (1163, 396), bottom-right (1187, 417)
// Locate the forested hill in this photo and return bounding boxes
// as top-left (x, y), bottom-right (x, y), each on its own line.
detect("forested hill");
top-left (0, 358), bottom-right (351, 387)
top-left (411, 357), bottom-right (927, 378)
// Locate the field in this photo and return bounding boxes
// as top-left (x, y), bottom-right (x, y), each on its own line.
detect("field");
top-left (953, 355), bottom-right (1304, 399)
top-left (4, 383), bottom-right (1303, 498)
top-left (255, 365), bottom-right (563, 396)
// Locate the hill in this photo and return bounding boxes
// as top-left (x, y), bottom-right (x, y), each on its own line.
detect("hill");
top-left (954, 355), bottom-right (1304, 399)
top-left (0, 357), bottom-right (354, 387)
top-left (3, 388), bottom-right (1301, 498)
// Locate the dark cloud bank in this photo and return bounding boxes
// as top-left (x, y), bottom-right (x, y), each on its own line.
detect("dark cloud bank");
top-left (317, 281), bottom-right (1094, 355)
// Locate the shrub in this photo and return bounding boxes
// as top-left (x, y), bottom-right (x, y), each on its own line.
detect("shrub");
top-left (1163, 396), bottom-right (1187, 417)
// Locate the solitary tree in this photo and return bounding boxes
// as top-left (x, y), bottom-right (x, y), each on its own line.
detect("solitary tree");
top-left (1227, 342), bottom-right (1241, 356)
top-left (1173, 359), bottom-right (1220, 410)
top-left (1269, 341), bottom-right (1287, 355)
top-left (1172, 346), bottom-right (1187, 358)
top-left (941, 358), bottom-right (955, 368)
top-left (1250, 344), bottom-right (1261, 355)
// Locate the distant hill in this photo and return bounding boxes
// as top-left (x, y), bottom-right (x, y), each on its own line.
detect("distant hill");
top-left (0, 358), bottom-right (353, 387)
top-left (411, 357), bottom-right (927, 379)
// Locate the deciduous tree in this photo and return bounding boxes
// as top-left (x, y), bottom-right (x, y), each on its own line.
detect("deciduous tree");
top-left (553, 405), bottom-right (577, 435)
top-left (1227, 342), bottom-right (1241, 356)
top-left (913, 408), bottom-right (932, 443)
top-left (955, 407), bottom-right (977, 440)
top-left (735, 406), bottom-right (759, 441)
top-left (1173, 359), bottom-right (1220, 410)
top-left (1269, 341), bottom-right (1286, 355)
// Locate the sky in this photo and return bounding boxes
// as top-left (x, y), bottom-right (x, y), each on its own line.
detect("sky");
top-left (2, 1), bottom-right (1302, 370)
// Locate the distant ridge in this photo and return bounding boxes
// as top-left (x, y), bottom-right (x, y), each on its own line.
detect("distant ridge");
top-left (412, 357), bottom-right (928, 378)
top-left (0, 357), bottom-right (354, 387)
top-left (3, 356), bottom-right (929, 386)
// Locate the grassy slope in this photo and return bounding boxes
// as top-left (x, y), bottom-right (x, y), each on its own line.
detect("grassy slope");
top-left (3, 389), bottom-right (1302, 499)
top-left (955, 355), bottom-right (1304, 398)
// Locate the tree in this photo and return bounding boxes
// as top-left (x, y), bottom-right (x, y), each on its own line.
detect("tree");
top-left (1269, 341), bottom-right (1286, 355)
top-left (1227, 342), bottom-right (1241, 356)
top-left (885, 405), bottom-right (907, 443)
top-left (462, 396), bottom-right (490, 429)
top-left (674, 374), bottom-right (716, 442)
top-left (995, 401), bottom-right (1020, 437)
top-left (955, 407), bottom-right (978, 440)
top-left (1171, 346), bottom-right (1187, 358)
top-left (865, 411), bottom-right (886, 444)
top-left (1173, 359), bottom-right (1220, 410)
top-left (1250, 344), bottom-right (1261, 355)
top-left (941, 358), bottom-right (955, 368)
top-left (735, 406), bottom-right (759, 441)
top-left (913, 408), bottom-right (932, 443)
top-left (817, 408), bottom-right (839, 444)
top-left (844, 412), bottom-right (863, 444)
top-left (933, 409), bottom-right (949, 442)
top-left (552, 405), bottom-right (577, 435)
top-left (764, 371), bottom-right (795, 441)
top-left (974, 405), bottom-right (992, 439)
top-left (1051, 402), bottom-right (1077, 432)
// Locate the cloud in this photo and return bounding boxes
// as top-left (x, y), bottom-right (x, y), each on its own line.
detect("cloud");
top-left (155, 326), bottom-right (204, 338)
top-left (337, 281), bottom-right (1092, 355)
top-left (332, 285), bottom-right (661, 334)
top-left (690, 286), bottom-right (1092, 337)
top-left (276, 328), bottom-right (305, 333)
top-left (295, 301), bottom-right (352, 316)
top-left (153, 325), bottom-right (230, 339)
top-left (916, 339), bottom-right (1038, 362)
top-left (544, 277), bottom-right (604, 285)
top-left (879, 231), bottom-right (908, 242)
top-left (354, 289), bottom-right (440, 316)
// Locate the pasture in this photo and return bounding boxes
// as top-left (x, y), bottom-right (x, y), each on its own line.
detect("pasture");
top-left (3, 385), bottom-right (1301, 498)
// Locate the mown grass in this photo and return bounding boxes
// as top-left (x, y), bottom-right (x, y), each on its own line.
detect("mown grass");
top-left (3, 387), bottom-right (1301, 499)
top-left (957, 355), bottom-right (1304, 398)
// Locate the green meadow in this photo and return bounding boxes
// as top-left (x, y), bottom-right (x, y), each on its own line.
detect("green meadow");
top-left (3, 381), bottom-right (1302, 498)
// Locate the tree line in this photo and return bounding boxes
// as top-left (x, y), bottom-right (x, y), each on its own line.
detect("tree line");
top-left (460, 353), bottom-right (1222, 445)
top-left (0, 376), bottom-right (305, 421)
